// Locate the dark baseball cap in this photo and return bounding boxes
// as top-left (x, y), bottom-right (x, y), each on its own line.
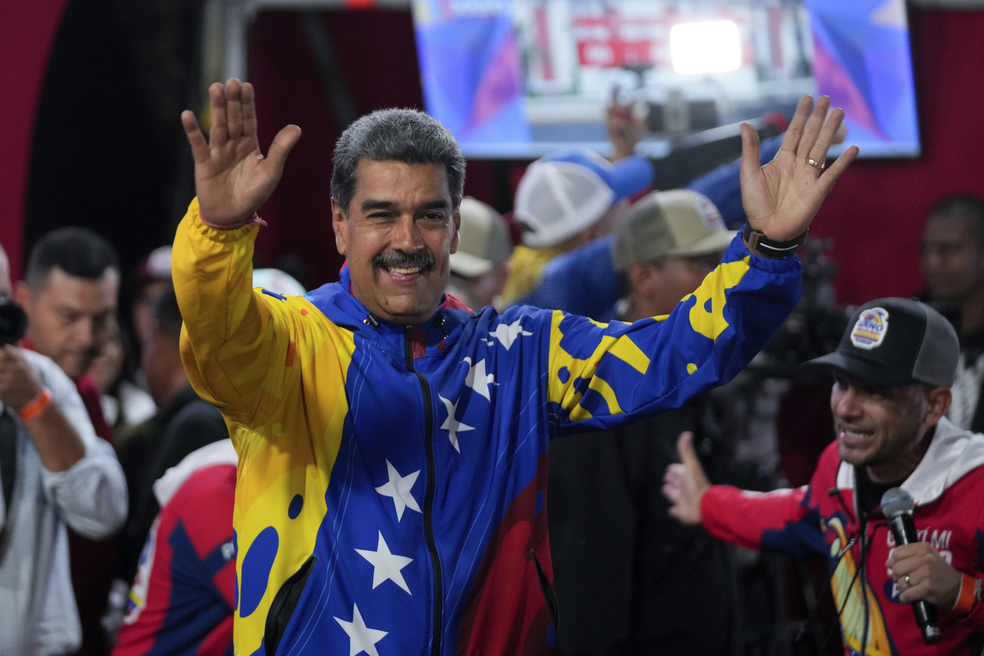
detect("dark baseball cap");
top-left (804, 298), bottom-right (959, 389)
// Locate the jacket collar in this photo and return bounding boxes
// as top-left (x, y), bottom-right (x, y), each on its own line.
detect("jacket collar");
top-left (304, 267), bottom-right (471, 359)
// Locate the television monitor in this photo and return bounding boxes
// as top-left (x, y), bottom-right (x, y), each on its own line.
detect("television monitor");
top-left (411, 0), bottom-right (921, 159)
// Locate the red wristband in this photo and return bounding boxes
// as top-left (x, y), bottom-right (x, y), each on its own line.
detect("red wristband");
top-left (199, 211), bottom-right (267, 230)
top-left (954, 574), bottom-right (977, 615)
top-left (18, 386), bottom-right (52, 422)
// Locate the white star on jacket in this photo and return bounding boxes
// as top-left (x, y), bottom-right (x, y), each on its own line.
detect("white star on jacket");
top-left (439, 395), bottom-right (475, 452)
top-left (334, 603), bottom-right (388, 656)
top-left (355, 531), bottom-right (414, 594)
top-left (374, 460), bottom-right (421, 521)
top-left (487, 319), bottom-right (533, 350)
top-left (463, 357), bottom-right (495, 401)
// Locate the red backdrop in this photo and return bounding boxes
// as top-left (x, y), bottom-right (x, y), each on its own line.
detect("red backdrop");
top-left (0, 0), bottom-right (69, 280)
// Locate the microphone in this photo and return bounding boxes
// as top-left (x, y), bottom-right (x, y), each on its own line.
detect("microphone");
top-left (881, 487), bottom-right (941, 645)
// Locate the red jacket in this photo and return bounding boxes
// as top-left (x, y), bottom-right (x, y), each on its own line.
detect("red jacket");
top-left (702, 417), bottom-right (984, 655)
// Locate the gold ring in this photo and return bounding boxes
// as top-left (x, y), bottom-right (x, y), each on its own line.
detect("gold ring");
top-left (904, 575), bottom-right (911, 586)
top-left (807, 158), bottom-right (824, 170)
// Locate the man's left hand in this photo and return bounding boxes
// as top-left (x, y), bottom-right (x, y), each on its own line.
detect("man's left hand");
top-left (888, 542), bottom-right (963, 609)
top-left (740, 95), bottom-right (859, 242)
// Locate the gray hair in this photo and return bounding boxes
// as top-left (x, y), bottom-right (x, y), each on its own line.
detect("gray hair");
top-left (331, 108), bottom-right (466, 215)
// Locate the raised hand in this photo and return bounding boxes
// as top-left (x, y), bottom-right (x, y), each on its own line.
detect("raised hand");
top-left (662, 431), bottom-right (711, 525)
top-left (181, 79), bottom-right (302, 226)
top-left (740, 95), bottom-right (859, 242)
top-left (606, 86), bottom-right (647, 162)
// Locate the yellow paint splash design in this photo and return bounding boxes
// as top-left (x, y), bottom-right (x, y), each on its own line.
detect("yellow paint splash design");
top-left (827, 517), bottom-right (892, 656)
top-left (688, 259), bottom-right (751, 340)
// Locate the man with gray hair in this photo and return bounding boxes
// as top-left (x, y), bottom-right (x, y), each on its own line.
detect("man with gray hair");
top-left (664, 298), bottom-right (984, 654)
top-left (173, 79), bottom-right (854, 654)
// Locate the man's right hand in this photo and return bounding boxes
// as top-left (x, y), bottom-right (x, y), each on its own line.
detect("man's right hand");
top-left (181, 78), bottom-right (302, 226)
top-left (662, 431), bottom-right (711, 525)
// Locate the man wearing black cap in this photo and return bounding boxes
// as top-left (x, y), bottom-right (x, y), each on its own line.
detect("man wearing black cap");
top-left (664, 297), bottom-right (984, 654)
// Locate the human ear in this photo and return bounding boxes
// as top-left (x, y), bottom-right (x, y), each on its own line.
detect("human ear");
top-left (626, 261), bottom-right (659, 295)
top-left (449, 206), bottom-right (461, 255)
top-left (923, 386), bottom-right (952, 426)
top-left (12, 281), bottom-right (32, 309)
top-left (331, 198), bottom-right (348, 256)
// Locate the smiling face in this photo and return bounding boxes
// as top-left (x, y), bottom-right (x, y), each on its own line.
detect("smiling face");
top-left (332, 159), bottom-right (460, 326)
top-left (830, 371), bottom-right (948, 482)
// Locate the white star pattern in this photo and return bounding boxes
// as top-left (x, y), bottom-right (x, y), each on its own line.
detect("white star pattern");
top-left (487, 319), bottom-right (533, 350)
top-left (463, 357), bottom-right (495, 401)
top-left (374, 460), bottom-right (421, 521)
top-left (334, 604), bottom-right (388, 656)
top-left (439, 395), bottom-right (475, 452)
top-left (355, 531), bottom-right (414, 594)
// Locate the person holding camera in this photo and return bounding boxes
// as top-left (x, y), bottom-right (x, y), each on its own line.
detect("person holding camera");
top-left (0, 242), bottom-right (128, 655)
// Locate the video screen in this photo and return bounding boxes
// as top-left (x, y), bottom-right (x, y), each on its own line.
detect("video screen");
top-left (411, 0), bottom-right (920, 159)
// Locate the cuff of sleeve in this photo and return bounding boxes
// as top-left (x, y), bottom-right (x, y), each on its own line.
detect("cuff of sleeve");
top-left (186, 197), bottom-right (261, 243)
top-left (700, 485), bottom-right (731, 536)
top-left (957, 578), bottom-right (984, 630)
top-left (727, 231), bottom-right (802, 273)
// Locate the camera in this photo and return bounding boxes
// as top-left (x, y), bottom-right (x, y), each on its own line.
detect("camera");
top-left (0, 297), bottom-right (28, 346)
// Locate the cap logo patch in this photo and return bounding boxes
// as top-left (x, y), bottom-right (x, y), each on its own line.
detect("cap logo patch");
top-left (694, 196), bottom-right (724, 231)
top-left (851, 308), bottom-right (889, 350)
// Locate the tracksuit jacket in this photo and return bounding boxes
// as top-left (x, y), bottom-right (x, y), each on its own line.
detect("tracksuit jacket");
top-left (172, 197), bottom-right (801, 656)
top-left (702, 417), bottom-right (984, 655)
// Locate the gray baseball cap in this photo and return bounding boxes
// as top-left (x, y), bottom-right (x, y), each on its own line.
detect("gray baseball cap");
top-left (611, 189), bottom-right (736, 272)
top-left (450, 197), bottom-right (512, 278)
top-left (805, 298), bottom-right (959, 388)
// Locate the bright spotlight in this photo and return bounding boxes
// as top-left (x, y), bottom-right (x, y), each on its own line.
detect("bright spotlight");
top-left (670, 20), bottom-right (742, 75)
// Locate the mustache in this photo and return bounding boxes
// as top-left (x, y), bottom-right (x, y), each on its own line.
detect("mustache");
top-left (373, 250), bottom-right (436, 271)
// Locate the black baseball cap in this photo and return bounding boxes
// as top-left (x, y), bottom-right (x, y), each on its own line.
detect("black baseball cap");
top-left (804, 298), bottom-right (959, 389)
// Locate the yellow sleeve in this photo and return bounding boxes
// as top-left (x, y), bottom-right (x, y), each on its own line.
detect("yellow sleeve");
top-left (171, 197), bottom-right (295, 427)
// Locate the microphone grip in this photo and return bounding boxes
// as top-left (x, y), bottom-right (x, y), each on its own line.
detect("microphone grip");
top-left (888, 514), bottom-right (941, 644)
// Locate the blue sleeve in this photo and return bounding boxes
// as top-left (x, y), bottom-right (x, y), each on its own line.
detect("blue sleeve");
top-left (687, 134), bottom-right (784, 229)
top-left (542, 231), bottom-right (802, 434)
top-left (520, 236), bottom-right (619, 321)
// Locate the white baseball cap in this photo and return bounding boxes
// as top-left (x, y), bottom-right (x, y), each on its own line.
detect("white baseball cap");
top-left (514, 148), bottom-right (653, 249)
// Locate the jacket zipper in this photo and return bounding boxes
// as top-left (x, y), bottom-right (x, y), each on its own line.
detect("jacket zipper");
top-left (406, 327), bottom-right (443, 656)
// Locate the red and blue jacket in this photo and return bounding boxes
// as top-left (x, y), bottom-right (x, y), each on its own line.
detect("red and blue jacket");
top-left (113, 441), bottom-right (238, 656)
top-left (702, 418), bottom-right (984, 655)
top-left (172, 197), bottom-right (801, 656)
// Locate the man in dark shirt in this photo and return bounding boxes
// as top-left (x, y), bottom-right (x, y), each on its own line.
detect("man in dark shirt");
top-left (549, 190), bottom-right (739, 655)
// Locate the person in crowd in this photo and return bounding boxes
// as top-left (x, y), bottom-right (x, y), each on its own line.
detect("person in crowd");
top-left (109, 282), bottom-right (229, 636)
top-left (88, 320), bottom-right (156, 435)
top-left (173, 78), bottom-right (854, 654)
top-left (664, 297), bottom-right (984, 654)
top-left (15, 227), bottom-right (120, 440)
top-left (0, 241), bottom-right (127, 655)
top-left (112, 438), bottom-right (237, 656)
top-left (446, 196), bottom-right (512, 310)
top-left (499, 147), bottom-right (653, 306)
top-left (920, 194), bottom-right (984, 432)
top-left (549, 190), bottom-right (739, 654)
top-left (13, 226), bottom-right (124, 655)
top-left (127, 246), bottom-right (173, 359)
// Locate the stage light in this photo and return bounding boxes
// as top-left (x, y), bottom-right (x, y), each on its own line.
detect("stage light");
top-left (670, 20), bottom-right (741, 75)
